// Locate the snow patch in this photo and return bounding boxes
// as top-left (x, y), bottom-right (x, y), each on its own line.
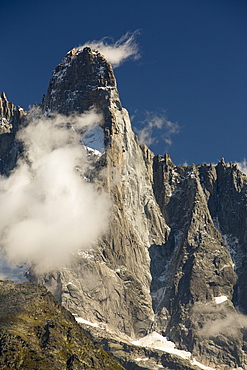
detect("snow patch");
top-left (74, 317), bottom-right (100, 328)
top-left (223, 234), bottom-right (243, 271)
top-left (97, 66), bottom-right (105, 73)
top-left (135, 358), bottom-right (149, 362)
top-left (97, 86), bottom-right (114, 90)
top-left (85, 147), bottom-right (102, 158)
top-left (82, 125), bottom-right (104, 153)
top-left (132, 332), bottom-right (191, 360)
top-left (191, 358), bottom-right (215, 370)
top-left (132, 332), bottom-right (216, 370)
top-left (77, 250), bottom-right (94, 259)
top-left (214, 296), bottom-right (228, 304)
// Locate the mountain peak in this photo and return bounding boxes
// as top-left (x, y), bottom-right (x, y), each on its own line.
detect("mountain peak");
top-left (42, 46), bottom-right (117, 116)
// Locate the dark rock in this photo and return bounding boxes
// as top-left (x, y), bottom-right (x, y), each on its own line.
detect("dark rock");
top-left (0, 92), bottom-right (25, 174)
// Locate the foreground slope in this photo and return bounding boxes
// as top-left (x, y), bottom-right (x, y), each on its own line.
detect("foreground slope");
top-left (0, 280), bottom-right (124, 370)
top-left (39, 47), bottom-right (247, 368)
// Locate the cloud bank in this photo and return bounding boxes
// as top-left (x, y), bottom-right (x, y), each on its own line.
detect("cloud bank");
top-left (193, 302), bottom-right (247, 338)
top-left (0, 109), bottom-right (110, 273)
top-left (80, 31), bottom-right (140, 68)
top-left (134, 111), bottom-right (180, 147)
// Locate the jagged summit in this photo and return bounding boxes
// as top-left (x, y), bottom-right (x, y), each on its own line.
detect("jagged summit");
top-left (42, 46), bottom-right (119, 117)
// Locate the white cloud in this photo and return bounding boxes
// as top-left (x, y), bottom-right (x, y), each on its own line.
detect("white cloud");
top-left (0, 108), bottom-right (110, 273)
top-left (79, 31), bottom-right (140, 68)
top-left (134, 111), bottom-right (180, 147)
top-left (193, 302), bottom-right (247, 338)
top-left (199, 310), bottom-right (247, 337)
top-left (235, 159), bottom-right (247, 175)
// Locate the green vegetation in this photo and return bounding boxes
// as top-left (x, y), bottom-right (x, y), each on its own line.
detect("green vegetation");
top-left (0, 280), bottom-right (124, 370)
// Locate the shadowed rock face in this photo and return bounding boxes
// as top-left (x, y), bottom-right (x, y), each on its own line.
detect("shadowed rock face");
top-left (0, 92), bottom-right (24, 174)
top-left (2, 47), bottom-right (247, 369)
top-left (152, 155), bottom-right (247, 368)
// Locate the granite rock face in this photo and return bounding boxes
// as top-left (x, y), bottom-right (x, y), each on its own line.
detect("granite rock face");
top-left (32, 47), bottom-right (169, 339)
top-left (1, 47), bottom-right (247, 369)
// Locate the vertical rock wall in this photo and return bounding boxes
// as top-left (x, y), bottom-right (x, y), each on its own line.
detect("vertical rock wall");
top-left (31, 47), bottom-right (169, 338)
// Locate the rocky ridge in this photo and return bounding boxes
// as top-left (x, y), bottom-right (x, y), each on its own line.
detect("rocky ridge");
top-left (152, 155), bottom-right (247, 368)
top-left (1, 47), bottom-right (247, 369)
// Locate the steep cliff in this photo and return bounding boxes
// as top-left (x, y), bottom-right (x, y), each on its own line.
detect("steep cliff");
top-left (152, 154), bottom-right (247, 369)
top-left (31, 47), bottom-right (168, 339)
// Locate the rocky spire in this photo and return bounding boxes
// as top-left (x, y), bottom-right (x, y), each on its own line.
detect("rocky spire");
top-left (33, 47), bottom-right (169, 339)
top-left (42, 47), bottom-right (118, 115)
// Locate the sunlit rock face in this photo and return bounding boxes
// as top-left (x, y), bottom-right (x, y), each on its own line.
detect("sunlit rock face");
top-left (31, 47), bottom-right (169, 339)
top-left (0, 92), bottom-right (24, 174)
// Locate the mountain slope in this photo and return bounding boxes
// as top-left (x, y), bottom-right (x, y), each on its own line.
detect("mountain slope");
top-left (0, 280), bottom-right (124, 370)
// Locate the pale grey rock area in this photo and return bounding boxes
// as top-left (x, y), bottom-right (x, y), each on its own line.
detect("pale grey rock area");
top-left (1, 47), bottom-right (247, 369)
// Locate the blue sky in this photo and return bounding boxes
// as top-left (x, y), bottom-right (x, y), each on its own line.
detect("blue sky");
top-left (1, 0), bottom-right (247, 165)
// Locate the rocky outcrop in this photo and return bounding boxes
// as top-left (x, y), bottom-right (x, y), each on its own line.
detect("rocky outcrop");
top-left (0, 280), bottom-right (124, 370)
top-left (0, 92), bottom-right (24, 174)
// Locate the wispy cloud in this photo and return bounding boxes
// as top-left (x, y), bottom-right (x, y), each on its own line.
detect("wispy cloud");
top-left (235, 159), bottom-right (247, 175)
top-left (0, 108), bottom-right (110, 273)
top-left (199, 310), bottom-right (247, 337)
top-left (193, 302), bottom-right (247, 338)
top-left (134, 111), bottom-right (180, 147)
top-left (79, 31), bottom-right (140, 68)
